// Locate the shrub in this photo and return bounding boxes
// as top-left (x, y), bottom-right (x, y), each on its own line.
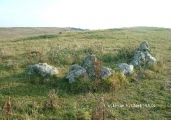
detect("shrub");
top-left (42, 89), bottom-right (58, 114)
top-left (63, 72), bottom-right (129, 94)
top-left (25, 51), bottom-right (44, 65)
top-left (101, 53), bottom-right (116, 63)
top-left (101, 72), bottom-right (129, 91)
top-left (101, 46), bottom-right (135, 63)
top-left (115, 46), bottom-right (136, 63)
top-left (47, 49), bottom-right (73, 65)
top-left (91, 97), bottom-right (109, 120)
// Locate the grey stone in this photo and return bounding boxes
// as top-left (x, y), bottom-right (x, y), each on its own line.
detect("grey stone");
top-left (130, 51), bottom-right (146, 66)
top-left (81, 54), bottom-right (97, 77)
top-left (27, 63), bottom-right (58, 77)
top-left (101, 66), bottom-right (113, 79)
top-left (145, 51), bottom-right (157, 64)
top-left (139, 41), bottom-right (149, 51)
top-left (130, 41), bottom-right (156, 67)
top-left (65, 64), bottom-right (89, 83)
top-left (118, 63), bottom-right (134, 75)
top-left (81, 54), bottom-right (112, 79)
top-left (81, 54), bottom-right (98, 78)
top-left (66, 54), bottom-right (113, 83)
top-left (82, 54), bottom-right (97, 68)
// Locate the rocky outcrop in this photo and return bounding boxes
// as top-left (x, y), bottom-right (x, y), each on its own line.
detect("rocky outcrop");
top-left (27, 63), bottom-right (58, 77)
top-left (118, 41), bottom-right (156, 75)
top-left (130, 41), bottom-right (156, 66)
top-left (65, 54), bottom-right (113, 83)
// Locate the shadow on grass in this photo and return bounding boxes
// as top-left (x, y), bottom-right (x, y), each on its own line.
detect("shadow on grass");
top-left (0, 71), bottom-right (61, 97)
top-left (0, 70), bottom-right (123, 97)
top-left (0, 70), bottom-right (91, 97)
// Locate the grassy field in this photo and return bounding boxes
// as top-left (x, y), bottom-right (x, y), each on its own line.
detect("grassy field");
top-left (0, 27), bottom-right (84, 40)
top-left (0, 27), bottom-right (171, 119)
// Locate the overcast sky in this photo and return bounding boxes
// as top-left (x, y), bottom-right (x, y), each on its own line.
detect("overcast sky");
top-left (0, 0), bottom-right (171, 30)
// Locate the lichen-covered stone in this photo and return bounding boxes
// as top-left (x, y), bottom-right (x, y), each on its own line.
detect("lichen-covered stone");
top-left (82, 54), bottom-right (113, 79)
top-left (145, 51), bottom-right (157, 64)
top-left (66, 54), bottom-right (113, 83)
top-left (101, 66), bottom-right (113, 79)
top-left (130, 51), bottom-right (146, 66)
top-left (27, 63), bottom-right (58, 77)
top-left (81, 54), bottom-right (97, 77)
top-left (65, 64), bottom-right (89, 83)
top-left (81, 54), bottom-right (97, 69)
top-left (139, 41), bottom-right (149, 51)
top-left (130, 41), bottom-right (156, 66)
top-left (118, 63), bottom-right (134, 75)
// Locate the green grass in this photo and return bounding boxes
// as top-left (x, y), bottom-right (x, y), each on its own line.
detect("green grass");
top-left (0, 27), bottom-right (171, 119)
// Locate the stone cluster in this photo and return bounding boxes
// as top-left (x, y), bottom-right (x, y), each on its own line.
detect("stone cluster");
top-left (130, 41), bottom-right (156, 66)
top-left (65, 54), bottom-right (113, 83)
top-left (118, 41), bottom-right (157, 75)
top-left (27, 41), bottom-right (157, 82)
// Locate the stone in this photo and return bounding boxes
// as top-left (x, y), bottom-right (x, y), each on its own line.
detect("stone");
top-left (101, 66), bottom-right (113, 79)
top-left (130, 51), bottom-right (146, 66)
top-left (118, 63), bottom-right (134, 75)
top-left (139, 41), bottom-right (149, 51)
top-left (27, 63), bottom-right (58, 77)
top-left (65, 64), bottom-right (89, 83)
top-left (82, 54), bottom-right (97, 67)
top-left (81, 54), bottom-right (98, 77)
top-left (145, 51), bottom-right (157, 64)
top-left (130, 41), bottom-right (156, 66)
top-left (81, 54), bottom-right (112, 79)
top-left (65, 54), bottom-right (113, 83)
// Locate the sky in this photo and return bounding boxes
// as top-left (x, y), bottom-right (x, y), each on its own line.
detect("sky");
top-left (0, 0), bottom-right (171, 30)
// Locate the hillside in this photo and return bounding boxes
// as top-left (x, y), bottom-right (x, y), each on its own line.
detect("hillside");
top-left (0, 27), bottom-right (86, 40)
top-left (0, 27), bottom-right (171, 119)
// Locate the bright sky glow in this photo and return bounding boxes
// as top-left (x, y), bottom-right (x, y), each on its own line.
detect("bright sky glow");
top-left (0, 0), bottom-right (171, 29)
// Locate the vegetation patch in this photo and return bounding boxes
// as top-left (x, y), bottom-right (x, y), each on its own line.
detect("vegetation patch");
top-left (0, 27), bottom-right (171, 119)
